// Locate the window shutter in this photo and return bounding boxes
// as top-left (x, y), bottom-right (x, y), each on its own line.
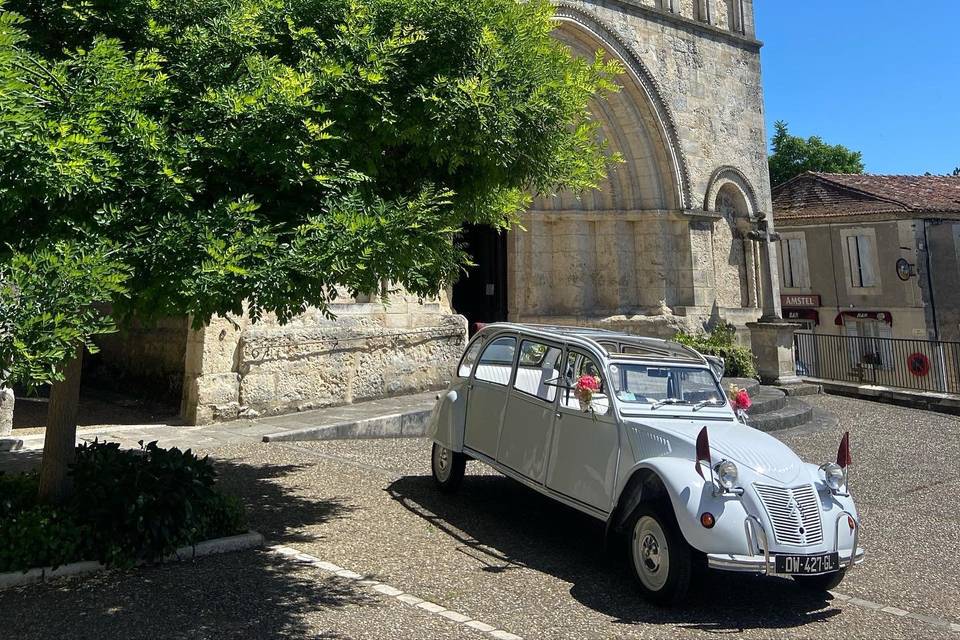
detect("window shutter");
top-left (859, 235), bottom-right (878, 287)
top-left (844, 322), bottom-right (861, 369)
top-left (789, 237), bottom-right (810, 288)
top-left (879, 323), bottom-right (894, 370)
top-left (846, 236), bottom-right (860, 287)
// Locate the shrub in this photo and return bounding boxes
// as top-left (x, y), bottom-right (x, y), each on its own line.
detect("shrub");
top-left (71, 440), bottom-right (246, 565)
top-left (0, 442), bottom-right (246, 572)
top-left (675, 323), bottom-right (757, 378)
top-left (0, 505), bottom-right (91, 573)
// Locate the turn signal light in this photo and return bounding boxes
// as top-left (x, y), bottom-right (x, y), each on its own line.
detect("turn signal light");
top-left (847, 515), bottom-right (856, 530)
top-left (700, 512), bottom-right (716, 529)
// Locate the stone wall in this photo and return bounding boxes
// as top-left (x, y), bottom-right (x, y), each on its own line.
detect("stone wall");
top-left (509, 0), bottom-right (770, 336)
top-left (182, 296), bottom-right (466, 424)
top-left (90, 315), bottom-right (190, 402)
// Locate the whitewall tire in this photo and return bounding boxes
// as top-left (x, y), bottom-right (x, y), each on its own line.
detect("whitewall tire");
top-left (431, 443), bottom-right (466, 492)
top-left (628, 504), bottom-right (693, 605)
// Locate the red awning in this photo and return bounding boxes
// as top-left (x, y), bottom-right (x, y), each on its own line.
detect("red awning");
top-left (834, 311), bottom-right (893, 326)
top-left (785, 309), bottom-right (820, 325)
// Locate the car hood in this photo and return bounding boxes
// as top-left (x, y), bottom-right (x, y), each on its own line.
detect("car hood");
top-left (622, 415), bottom-right (806, 485)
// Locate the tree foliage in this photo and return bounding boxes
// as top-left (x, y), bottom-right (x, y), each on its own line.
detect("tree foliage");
top-left (768, 120), bottom-right (864, 187)
top-left (0, 243), bottom-right (129, 387)
top-left (0, 0), bottom-right (622, 383)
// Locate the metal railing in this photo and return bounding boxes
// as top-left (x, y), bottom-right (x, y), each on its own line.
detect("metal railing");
top-left (794, 332), bottom-right (960, 395)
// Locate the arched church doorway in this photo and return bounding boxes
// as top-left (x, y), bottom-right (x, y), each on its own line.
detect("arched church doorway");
top-left (452, 224), bottom-right (508, 333)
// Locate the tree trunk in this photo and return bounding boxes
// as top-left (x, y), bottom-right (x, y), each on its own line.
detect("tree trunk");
top-left (38, 347), bottom-right (84, 504)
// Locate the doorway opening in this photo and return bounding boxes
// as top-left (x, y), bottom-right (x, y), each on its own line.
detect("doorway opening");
top-left (452, 225), bottom-right (508, 334)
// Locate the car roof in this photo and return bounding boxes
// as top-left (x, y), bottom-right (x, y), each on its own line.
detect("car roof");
top-left (475, 322), bottom-right (708, 365)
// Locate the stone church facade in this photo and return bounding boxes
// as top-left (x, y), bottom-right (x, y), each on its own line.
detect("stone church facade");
top-left (88, 0), bottom-right (779, 424)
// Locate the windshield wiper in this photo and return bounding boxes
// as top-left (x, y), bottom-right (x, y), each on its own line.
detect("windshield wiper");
top-left (692, 399), bottom-right (725, 412)
top-left (650, 398), bottom-right (687, 410)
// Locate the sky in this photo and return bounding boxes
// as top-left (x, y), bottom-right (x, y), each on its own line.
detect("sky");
top-left (755, 1), bottom-right (959, 176)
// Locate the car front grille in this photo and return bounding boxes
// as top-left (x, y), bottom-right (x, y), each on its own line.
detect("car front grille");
top-left (754, 484), bottom-right (824, 546)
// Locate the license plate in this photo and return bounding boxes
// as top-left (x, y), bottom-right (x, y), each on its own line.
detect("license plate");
top-left (775, 552), bottom-right (840, 575)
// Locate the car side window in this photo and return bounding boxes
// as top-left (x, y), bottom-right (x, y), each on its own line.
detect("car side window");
top-left (514, 340), bottom-right (562, 402)
top-left (561, 350), bottom-right (609, 413)
top-left (458, 338), bottom-right (485, 378)
top-left (474, 337), bottom-right (517, 386)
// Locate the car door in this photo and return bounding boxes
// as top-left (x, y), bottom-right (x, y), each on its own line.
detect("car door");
top-left (496, 338), bottom-right (563, 484)
top-left (463, 335), bottom-right (518, 458)
top-left (545, 347), bottom-right (619, 513)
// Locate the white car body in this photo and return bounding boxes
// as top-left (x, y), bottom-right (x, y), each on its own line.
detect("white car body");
top-left (427, 323), bottom-right (864, 589)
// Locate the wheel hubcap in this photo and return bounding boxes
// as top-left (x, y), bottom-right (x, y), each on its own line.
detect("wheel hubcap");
top-left (434, 445), bottom-right (451, 481)
top-left (633, 516), bottom-right (670, 592)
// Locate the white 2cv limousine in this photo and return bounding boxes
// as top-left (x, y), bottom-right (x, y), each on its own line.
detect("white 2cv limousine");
top-left (427, 323), bottom-right (864, 604)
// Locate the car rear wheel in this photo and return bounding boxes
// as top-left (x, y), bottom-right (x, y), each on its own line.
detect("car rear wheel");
top-left (431, 443), bottom-right (465, 492)
top-left (628, 504), bottom-right (693, 605)
top-left (793, 569), bottom-right (846, 591)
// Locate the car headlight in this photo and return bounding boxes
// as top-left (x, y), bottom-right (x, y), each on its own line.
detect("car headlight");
top-left (820, 462), bottom-right (845, 491)
top-left (716, 460), bottom-right (738, 489)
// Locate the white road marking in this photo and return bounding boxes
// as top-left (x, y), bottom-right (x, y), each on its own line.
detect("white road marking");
top-left (831, 591), bottom-right (959, 634)
top-left (269, 544), bottom-right (524, 639)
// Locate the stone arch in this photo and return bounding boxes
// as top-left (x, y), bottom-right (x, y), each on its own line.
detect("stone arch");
top-left (704, 166), bottom-right (759, 217)
top-left (705, 167), bottom-right (759, 309)
top-left (532, 3), bottom-right (692, 211)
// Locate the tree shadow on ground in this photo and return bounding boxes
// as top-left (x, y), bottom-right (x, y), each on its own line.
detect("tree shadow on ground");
top-left (0, 551), bottom-right (369, 639)
top-left (212, 458), bottom-right (355, 546)
top-left (0, 457), bottom-right (363, 640)
top-left (12, 391), bottom-right (180, 430)
top-left (387, 473), bottom-right (843, 633)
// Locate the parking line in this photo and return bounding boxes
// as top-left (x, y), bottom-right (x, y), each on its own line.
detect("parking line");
top-left (831, 590), bottom-right (960, 634)
top-left (269, 544), bottom-right (524, 640)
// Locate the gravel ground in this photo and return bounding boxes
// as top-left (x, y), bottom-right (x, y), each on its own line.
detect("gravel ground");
top-left (2, 394), bottom-right (958, 639)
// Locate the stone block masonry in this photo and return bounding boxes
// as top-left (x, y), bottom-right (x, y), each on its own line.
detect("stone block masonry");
top-left (181, 299), bottom-right (466, 425)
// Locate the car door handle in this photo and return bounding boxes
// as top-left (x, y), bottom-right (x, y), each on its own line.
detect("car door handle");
top-left (555, 412), bottom-right (562, 419)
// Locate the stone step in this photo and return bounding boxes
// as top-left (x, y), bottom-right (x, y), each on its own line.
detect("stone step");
top-left (776, 383), bottom-right (822, 397)
top-left (745, 386), bottom-right (787, 415)
top-left (746, 397), bottom-right (814, 433)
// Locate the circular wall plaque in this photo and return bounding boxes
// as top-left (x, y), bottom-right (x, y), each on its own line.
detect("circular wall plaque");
top-left (896, 258), bottom-right (912, 281)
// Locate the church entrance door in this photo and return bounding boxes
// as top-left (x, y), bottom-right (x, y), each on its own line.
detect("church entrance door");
top-left (452, 225), bottom-right (508, 333)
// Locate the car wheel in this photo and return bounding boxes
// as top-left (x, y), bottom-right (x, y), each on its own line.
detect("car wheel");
top-left (628, 504), bottom-right (693, 605)
top-left (431, 443), bottom-right (465, 492)
top-left (792, 570), bottom-right (846, 591)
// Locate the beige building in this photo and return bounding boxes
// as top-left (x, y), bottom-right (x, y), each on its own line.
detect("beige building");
top-left (91, 0), bottom-right (783, 424)
top-left (772, 172), bottom-right (960, 388)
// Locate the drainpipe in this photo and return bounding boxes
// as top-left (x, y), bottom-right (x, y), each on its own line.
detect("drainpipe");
top-left (922, 219), bottom-right (948, 392)
top-left (922, 219), bottom-right (940, 340)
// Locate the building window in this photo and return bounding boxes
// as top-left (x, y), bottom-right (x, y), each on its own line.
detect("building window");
top-left (845, 319), bottom-right (893, 371)
top-left (846, 234), bottom-right (878, 288)
top-left (724, 0), bottom-right (743, 33)
top-left (655, 0), bottom-right (676, 12)
top-left (694, 0), bottom-right (711, 23)
top-left (779, 233), bottom-right (810, 289)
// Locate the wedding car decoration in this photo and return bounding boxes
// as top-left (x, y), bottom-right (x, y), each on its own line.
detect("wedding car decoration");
top-left (427, 323), bottom-right (864, 605)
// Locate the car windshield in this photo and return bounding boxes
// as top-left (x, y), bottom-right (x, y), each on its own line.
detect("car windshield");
top-left (609, 363), bottom-right (723, 407)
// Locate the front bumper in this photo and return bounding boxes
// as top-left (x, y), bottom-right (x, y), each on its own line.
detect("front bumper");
top-left (707, 547), bottom-right (865, 574)
top-left (706, 510), bottom-right (864, 575)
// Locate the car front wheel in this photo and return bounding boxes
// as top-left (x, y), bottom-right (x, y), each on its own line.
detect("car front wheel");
top-left (628, 504), bottom-right (693, 605)
top-left (431, 443), bottom-right (465, 492)
top-left (793, 569), bottom-right (846, 591)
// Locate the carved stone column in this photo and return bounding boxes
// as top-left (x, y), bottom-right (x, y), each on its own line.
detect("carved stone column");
top-left (1, 379), bottom-right (21, 451)
top-left (746, 213), bottom-right (800, 385)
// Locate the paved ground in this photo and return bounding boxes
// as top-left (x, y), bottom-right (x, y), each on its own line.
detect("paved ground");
top-left (2, 394), bottom-right (958, 639)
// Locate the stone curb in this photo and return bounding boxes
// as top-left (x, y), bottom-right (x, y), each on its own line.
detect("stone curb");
top-left (261, 408), bottom-right (432, 443)
top-left (0, 438), bottom-right (23, 452)
top-left (808, 378), bottom-right (960, 416)
top-left (0, 530), bottom-right (264, 591)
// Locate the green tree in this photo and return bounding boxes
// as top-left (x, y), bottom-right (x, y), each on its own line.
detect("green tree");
top-left (768, 121), bottom-right (864, 187)
top-left (0, 0), bottom-right (622, 500)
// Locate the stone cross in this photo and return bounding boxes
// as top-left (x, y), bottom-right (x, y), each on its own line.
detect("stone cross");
top-left (746, 214), bottom-right (784, 322)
